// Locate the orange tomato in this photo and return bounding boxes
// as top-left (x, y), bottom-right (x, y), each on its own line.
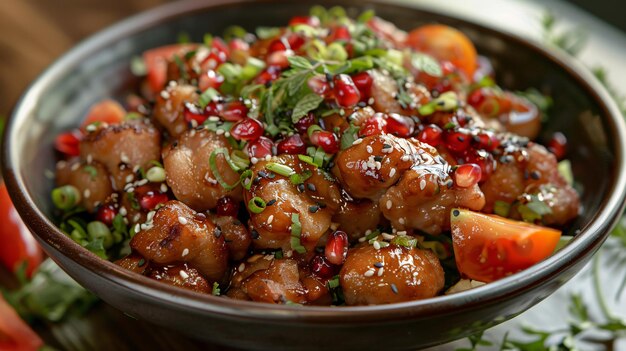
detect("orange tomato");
top-left (80, 99), bottom-right (126, 130)
top-left (0, 295), bottom-right (43, 351)
top-left (405, 24), bottom-right (478, 80)
top-left (0, 182), bottom-right (43, 277)
top-left (143, 44), bottom-right (196, 93)
top-left (450, 208), bottom-right (561, 282)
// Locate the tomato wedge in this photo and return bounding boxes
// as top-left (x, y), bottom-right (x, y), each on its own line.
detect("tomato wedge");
top-left (0, 182), bottom-right (43, 277)
top-left (405, 24), bottom-right (478, 80)
top-left (143, 44), bottom-right (196, 93)
top-left (450, 208), bottom-right (561, 282)
top-left (80, 99), bottom-right (126, 130)
top-left (0, 295), bottom-right (43, 351)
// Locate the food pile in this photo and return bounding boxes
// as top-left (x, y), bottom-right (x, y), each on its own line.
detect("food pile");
top-left (52, 7), bottom-right (579, 305)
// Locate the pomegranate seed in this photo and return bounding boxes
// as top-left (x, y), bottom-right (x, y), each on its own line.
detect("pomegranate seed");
top-left (289, 16), bottom-right (320, 27)
top-left (445, 131), bottom-right (471, 153)
top-left (55, 131), bottom-right (82, 156)
top-left (325, 231), bottom-right (348, 265)
top-left (333, 74), bottom-right (361, 107)
top-left (96, 204), bottom-right (117, 226)
top-left (230, 118), bottom-right (264, 141)
top-left (198, 70), bottom-right (224, 91)
top-left (351, 71), bottom-right (373, 99)
top-left (310, 130), bottom-right (340, 154)
top-left (216, 196), bottom-right (240, 217)
top-left (418, 124), bottom-right (443, 147)
top-left (310, 255), bottom-right (339, 280)
top-left (464, 150), bottom-right (495, 182)
top-left (547, 132), bottom-right (567, 160)
top-left (307, 75), bottom-right (331, 97)
top-left (268, 34), bottom-right (304, 53)
top-left (473, 132), bottom-right (500, 152)
top-left (139, 192), bottom-right (169, 211)
top-left (454, 164), bottom-right (482, 188)
top-left (211, 37), bottom-right (230, 57)
top-left (329, 25), bottom-right (351, 42)
top-left (183, 102), bottom-right (208, 124)
top-left (277, 134), bottom-right (306, 155)
top-left (266, 50), bottom-right (293, 69)
top-left (294, 113), bottom-right (317, 134)
top-left (255, 65), bottom-right (282, 85)
top-left (220, 100), bottom-right (248, 122)
top-left (359, 115), bottom-right (387, 137)
top-left (247, 136), bottom-right (274, 159)
top-left (228, 38), bottom-right (249, 52)
top-left (385, 113), bottom-right (415, 138)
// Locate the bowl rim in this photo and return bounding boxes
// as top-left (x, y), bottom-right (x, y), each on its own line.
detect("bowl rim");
top-left (3, 0), bottom-right (626, 324)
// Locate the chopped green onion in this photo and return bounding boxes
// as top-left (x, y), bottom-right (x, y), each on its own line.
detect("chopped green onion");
top-left (240, 169), bottom-right (254, 190)
top-left (306, 125), bottom-right (324, 139)
top-left (209, 148), bottom-right (243, 190)
top-left (266, 162), bottom-right (295, 177)
top-left (558, 159), bottom-right (574, 186)
top-left (87, 221), bottom-right (113, 249)
top-left (312, 147), bottom-right (326, 168)
top-left (297, 155), bottom-right (318, 168)
top-left (418, 91), bottom-right (459, 116)
top-left (212, 282), bottom-right (221, 296)
top-left (124, 112), bottom-right (143, 120)
top-left (327, 275), bottom-right (340, 289)
top-left (419, 241), bottom-right (449, 259)
top-left (325, 43), bottom-right (348, 61)
top-left (82, 165), bottom-right (98, 180)
top-left (494, 200), bottom-right (511, 217)
top-left (51, 185), bottom-right (81, 210)
top-left (146, 166), bottom-right (166, 183)
top-left (177, 32), bottom-right (190, 44)
top-left (67, 219), bottom-right (87, 241)
top-left (256, 26), bottom-right (281, 39)
top-left (231, 150), bottom-right (250, 170)
top-left (248, 197), bottom-right (267, 214)
top-left (290, 213), bottom-right (306, 254)
top-left (130, 56), bottom-right (147, 76)
top-left (198, 88), bottom-right (219, 109)
top-left (289, 170), bottom-right (312, 185)
top-left (357, 9), bottom-right (375, 23)
top-left (223, 25), bottom-right (247, 41)
top-left (274, 249), bottom-right (284, 259)
top-left (391, 236), bottom-right (418, 248)
top-left (365, 230), bottom-right (379, 241)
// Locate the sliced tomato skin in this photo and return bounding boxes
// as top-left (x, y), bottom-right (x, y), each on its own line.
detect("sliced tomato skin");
top-left (405, 24), bottom-right (478, 80)
top-left (450, 209), bottom-right (561, 283)
top-left (0, 182), bottom-right (43, 277)
top-left (0, 295), bottom-right (43, 351)
top-left (80, 99), bottom-right (126, 130)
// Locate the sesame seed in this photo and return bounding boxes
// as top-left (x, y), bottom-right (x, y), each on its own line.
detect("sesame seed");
top-left (178, 216), bottom-right (188, 225)
top-left (267, 215), bottom-right (274, 224)
top-left (374, 262), bottom-right (384, 268)
top-left (71, 163), bottom-right (80, 171)
top-left (399, 218), bottom-right (406, 225)
top-left (366, 145), bottom-right (373, 153)
top-left (386, 200), bottom-right (392, 210)
top-left (120, 153), bottom-right (130, 164)
top-left (238, 263), bottom-right (245, 272)
top-left (358, 236), bottom-right (367, 243)
top-left (160, 90), bottom-right (170, 99)
top-left (86, 154), bottom-right (93, 164)
top-left (126, 174), bottom-right (134, 183)
top-left (208, 116), bottom-right (220, 122)
top-left (382, 233), bottom-right (395, 240)
top-left (267, 199), bottom-right (277, 206)
top-left (216, 129), bottom-right (225, 135)
top-left (389, 168), bottom-right (396, 178)
top-left (401, 155), bottom-right (411, 162)
top-left (364, 269), bottom-right (375, 277)
top-left (83, 189), bottom-right (91, 199)
top-left (119, 207), bottom-right (127, 216)
top-left (373, 241), bottom-right (381, 250)
top-left (377, 267), bottom-right (384, 276)
top-left (352, 138), bottom-right (363, 145)
top-left (160, 183), bottom-right (168, 193)
top-left (182, 248), bottom-right (189, 257)
top-left (134, 223), bottom-right (141, 233)
top-left (419, 179), bottom-right (426, 190)
top-left (368, 97), bottom-right (375, 105)
top-left (125, 187), bottom-right (135, 193)
top-left (391, 283), bottom-right (398, 294)
top-left (396, 231), bottom-right (407, 236)
top-left (179, 270), bottom-right (189, 279)
top-left (307, 183), bottom-right (316, 192)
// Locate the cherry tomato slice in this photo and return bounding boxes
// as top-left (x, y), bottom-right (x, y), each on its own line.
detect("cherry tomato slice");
top-left (0, 182), bottom-right (43, 277)
top-left (405, 24), bottom-right (478, 80)
top-left (0, 295), bottom-right (43, 351)
top-left (143, 44), bottom-right (196, 93)
top-left (80, 99), bottom-right (126, 130)
top-left (450, 208), bottom-right (561, 282)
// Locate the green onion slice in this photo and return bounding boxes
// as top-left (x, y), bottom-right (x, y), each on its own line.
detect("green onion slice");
top-left (290, 213), bottom-right (306, 254)
top-left (209, 148), bottom-right (242, 190)
top-left (240, 169), bottom-right (254, 190)
top-left (51, 185), bottom-right (81, 210)
top-left (266, 162), bottom-right (295, 177)
top-left (248, 197), bottom-right (267, 214)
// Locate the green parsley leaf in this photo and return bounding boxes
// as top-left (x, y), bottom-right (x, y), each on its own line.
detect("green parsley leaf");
top-left (357, 9), bottom-right (375, 23)
top-left (340, 124), bottom-right (360, 150)
top-left (287, 56), bottom-right (313, 70)
top-left (493, 201), bottom-right (511, 217)
top-left (411, 53), bottom-right (443, 77)
top-left (212, 282), bottom-right (221, 296)
top-left (291, 93), bottom-right (324, 123)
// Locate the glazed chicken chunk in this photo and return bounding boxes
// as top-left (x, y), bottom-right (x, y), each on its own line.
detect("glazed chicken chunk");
top-left (130, 200), bottom-right (229, 282)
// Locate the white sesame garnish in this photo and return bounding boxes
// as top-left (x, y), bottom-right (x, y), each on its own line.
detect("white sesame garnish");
top-left (238, 263), bottom-right (245, 272)
top-left (366, 145), bottom-right (373, 153)
top-left (120, 153), bottom-right (130, 164)
top-left (373, 241), bottom-right (381, 250)
top-left (399, 218), bottom-right (406, 225)
top-left (251, 157), bottom-right (259, 165)
top-left (86, 154), bottom-right (93, 164)
top-left (401, 155), bottom-right (411, 162)
top-left (134, 223), bottom-right (141, 233)
top-left (56, 160), bottom-right (67, 169)
top-left (352, 138), bottom-right (363, 145)
top-left (396, 231), bottom-right (407, 236)
top-left (358, 236), bottom-right (367, 243)
top-left (208, 116), bottom-right (220, 122)
top-left (125, 174), bottom-right (134, 183)
top-left (382, 233), bottom-right (395, 240)
top-left (44, 169), bottom-right (55, 179)
top-left (178, 216), bottom-right (188, 225)
top-left (160, 90), bottom-right (170, 99)
top-left (377, 267), bottom-right (384, 276)
top-left (71, 163), bottom-right (80, 171)
top-left (126, 187), bottom-right (135, 193)
top-left (419, 179), bottom-right (427, 190)
top-left (179, 270), bottom-right (189, 279)
top-left (160, 183), bottom-right (168, 193)
top-left (182, 248), bottom-right (189, 257)
top-left (265, 154), bottom-right (271, 161)
top-left (368, 97), bottom-right (375, 105)
top-left (267, 215), bottom-right (274, 224)
top-left (147, 211), bottom-right (156, 222)
top-left (389, 168), bottom-right (396, 178)
top-left (216, 129), bottom-right (225, 135)
top-left (136, 179), bottom-right (149, 186)
top-left (86, 124), bottom-right (97, 132)
top-left (285, 250), bottom-right (293, 258)
top-left (364, 269), bottom-right (375, 277)
top-left (83, 189), bottom-right (91, 199)
top-left (386, 200), bottom-right (392, 210)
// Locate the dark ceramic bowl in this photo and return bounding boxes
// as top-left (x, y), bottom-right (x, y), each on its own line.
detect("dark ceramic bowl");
top-left (3, 0), bottom-right (626, 349)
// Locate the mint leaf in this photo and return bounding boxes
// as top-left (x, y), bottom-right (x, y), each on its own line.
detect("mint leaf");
top-left (291, 93), bottom-right (323, 123)
top-left (411, 53), bottom-right (443, 77)
top-left (288, 56), bottom-right (313, 70)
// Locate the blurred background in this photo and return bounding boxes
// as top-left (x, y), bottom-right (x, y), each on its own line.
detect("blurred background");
top-left (0, 0), bottom-right (624, 118)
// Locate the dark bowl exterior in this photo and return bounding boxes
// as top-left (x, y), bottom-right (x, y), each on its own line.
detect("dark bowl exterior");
top-left (3, 0), bottom-right (626, 350)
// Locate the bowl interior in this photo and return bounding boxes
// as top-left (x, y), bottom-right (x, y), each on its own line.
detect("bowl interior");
top-left (3, 0), bottom-right (624, 318)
